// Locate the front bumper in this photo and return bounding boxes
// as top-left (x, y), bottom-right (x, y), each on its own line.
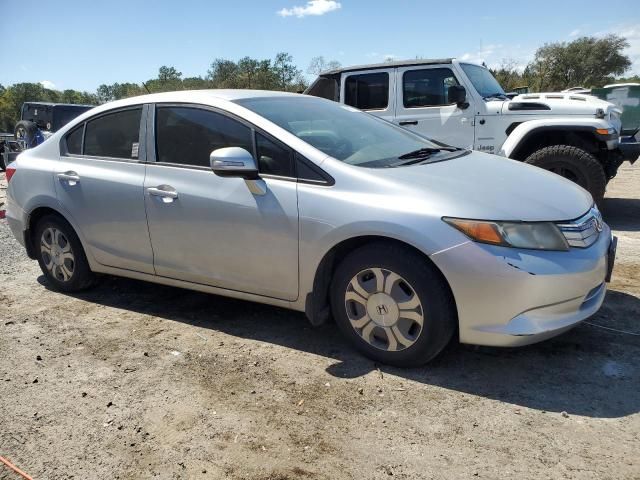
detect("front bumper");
top-left (431, 225), bottom-right (613, 347)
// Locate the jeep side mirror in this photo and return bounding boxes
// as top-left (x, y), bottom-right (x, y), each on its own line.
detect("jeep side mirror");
top-left (448, 85), bottom-right (469, 109)
top-left (210, 147), bottom-right (259, 180)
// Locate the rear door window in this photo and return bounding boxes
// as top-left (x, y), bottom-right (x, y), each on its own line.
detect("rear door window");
top-left (155, 106), bottom-right (253, 167)
top-left (84, 108), bottom-right (142, 159)
top-left (403, 68), bottom-right (460, 108)
top-left (306, 76), bottom-right (339, 101)
top-left (344, 72), bottom-right (389, 110)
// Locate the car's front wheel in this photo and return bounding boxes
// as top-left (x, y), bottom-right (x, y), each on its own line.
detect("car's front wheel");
top-left (34, 214), bottom-right (96, 292)
top-left (330, 242), bottom-right (456, 367)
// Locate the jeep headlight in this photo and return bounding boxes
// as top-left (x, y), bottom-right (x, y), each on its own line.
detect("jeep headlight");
top-left (443, 218), bottom-right (569, 251)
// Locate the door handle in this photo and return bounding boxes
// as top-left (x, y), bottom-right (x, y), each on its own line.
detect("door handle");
top-left (399, 120), bottom-right (418, 126)
top-left (57, 171), bottom-right (80, 185)
top-left (147, 186), bottom-right (178, 202)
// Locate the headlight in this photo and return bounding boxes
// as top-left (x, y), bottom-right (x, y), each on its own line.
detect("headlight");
top-left (443, 217), bottom-right (569, 251)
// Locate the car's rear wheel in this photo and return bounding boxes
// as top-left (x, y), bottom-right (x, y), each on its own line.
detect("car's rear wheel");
top-left (524, 145), bottom-right (607, 204)
top-left (34, 215), bottom-right (96, 292)
top-left (330, 242), bottom-right (456, 367)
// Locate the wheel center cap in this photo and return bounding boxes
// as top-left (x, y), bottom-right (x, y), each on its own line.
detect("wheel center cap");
top-left (51, 245), bottom-right (63, 266)
top-left (366, 292), bottom-right (399, 327)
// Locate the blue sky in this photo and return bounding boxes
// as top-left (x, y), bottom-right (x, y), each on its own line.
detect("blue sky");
top-left (1, 0), bottom-right (638, 92)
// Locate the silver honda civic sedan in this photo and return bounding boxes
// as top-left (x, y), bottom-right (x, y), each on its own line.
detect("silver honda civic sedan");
top-left (5, 90), bottom-right (616, 366)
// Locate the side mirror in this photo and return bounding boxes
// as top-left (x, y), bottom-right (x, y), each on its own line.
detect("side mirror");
top-left (210, 147), bottom-right (259, 180)
top-left (448, 85), bottom-right (469, 109)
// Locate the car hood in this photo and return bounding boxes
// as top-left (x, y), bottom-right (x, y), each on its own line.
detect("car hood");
top-left (358, 151), bottom-right (593, 222)
top-left (486, 93), bottom-right (620, 117)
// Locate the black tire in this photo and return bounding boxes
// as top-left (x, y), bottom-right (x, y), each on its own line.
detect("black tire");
top-left (34, 214), bottom-right (96, 292)
top-left (0, 142), bottom-right (7, 171)
top-left (524, 145), bottom-right (607, 204)
top-left (14, 120), bottom-right (38, 146)
top-left (330, 242), bottom-right (456, 367)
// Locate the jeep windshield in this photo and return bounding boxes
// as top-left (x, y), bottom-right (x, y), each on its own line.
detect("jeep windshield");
top-left (459, 63), bottom-right (507, 100)
top-left (235, 96), bottom-right (467, 168)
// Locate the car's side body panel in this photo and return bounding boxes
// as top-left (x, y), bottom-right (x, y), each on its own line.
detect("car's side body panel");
top-left (143, 164), bottom-right (300, 301)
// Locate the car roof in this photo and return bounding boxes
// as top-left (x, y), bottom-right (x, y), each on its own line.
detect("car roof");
top-left (23, 102), bottom-right (95, 108)
top-left (320, 58), bottom-right (454, 76)
top-left (67, 89), bottom-right (306, 122)
top-left (117, 89), bottom-right (301, 105)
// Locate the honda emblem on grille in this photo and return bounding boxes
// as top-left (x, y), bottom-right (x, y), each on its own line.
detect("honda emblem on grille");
top-left (591, 208), bottom-right (603, 232)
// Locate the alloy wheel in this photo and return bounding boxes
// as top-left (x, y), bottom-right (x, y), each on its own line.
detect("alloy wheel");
top-left (344, 267), bottom-right (424, 351)
top-left (40, 227), bottom-right (75, 282)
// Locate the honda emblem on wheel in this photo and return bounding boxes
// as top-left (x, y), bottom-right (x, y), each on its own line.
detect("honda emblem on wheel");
top-left (377, 304), bottom-right (389, 315)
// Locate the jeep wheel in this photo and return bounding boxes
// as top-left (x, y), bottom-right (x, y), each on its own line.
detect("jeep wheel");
top-left (524, 145), bottom-right (606, 204)
top-left (330, 242), bottom-right (456, 367)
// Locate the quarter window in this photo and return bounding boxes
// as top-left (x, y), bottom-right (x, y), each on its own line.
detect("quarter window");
top-left (344, 72), bottom-right (389, 110)
top-left (256, 133), bottom-right (293, 177)
top-left (65, 125), bottom-right (84, 155)
top-left (403, 68), bottom-right (460, 108)
top-left (84, 108), bottom-right (142, 159)
top-left (156, 107), bottom-right (252, 167)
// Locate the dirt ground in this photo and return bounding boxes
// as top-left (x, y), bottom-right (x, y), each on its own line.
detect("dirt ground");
top-left (1, 165), bottom-right (639, 480)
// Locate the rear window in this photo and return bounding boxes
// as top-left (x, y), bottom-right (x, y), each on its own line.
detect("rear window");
top-left (84, 108), bottom-right (142, 159)
top-left (344, 72), bottom-right (389, 110)
top-left (65, 125), bottom-right (84, 155)
top-left (306, 76), bottom-right (339, 101)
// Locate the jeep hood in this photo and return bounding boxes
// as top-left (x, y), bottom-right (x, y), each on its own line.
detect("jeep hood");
top-left (489, 93), bottom-right (620, 117)
top-left (366, 151), bottom-right (593, 222)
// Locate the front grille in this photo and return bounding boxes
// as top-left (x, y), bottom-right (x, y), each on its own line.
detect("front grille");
top-left (556, 207), bottom-right (603, 248)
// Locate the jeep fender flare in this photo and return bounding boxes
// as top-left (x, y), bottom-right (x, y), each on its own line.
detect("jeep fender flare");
top-left (499, 118), bottom-right (613, 159)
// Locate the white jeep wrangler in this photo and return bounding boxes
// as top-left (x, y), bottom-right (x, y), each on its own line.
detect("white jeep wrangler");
top-left (305, 58), bottom-right (639, 203)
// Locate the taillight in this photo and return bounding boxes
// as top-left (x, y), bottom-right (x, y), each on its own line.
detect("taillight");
top-left (5, 165), bottom-right (16, 183)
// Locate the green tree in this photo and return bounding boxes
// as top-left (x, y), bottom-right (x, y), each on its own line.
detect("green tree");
top-left (490, 58), bottom-right (525, 92)
top-left (273, 52), bottom-right (301, 91)
top-left (158, 66), bottom-right (182, 83)
top-left (207, 59), bottom-right (241, 88)
top-left (237, 57), bottom-right (260, 88)
top-left (528, 35), bottom-right (631, 91)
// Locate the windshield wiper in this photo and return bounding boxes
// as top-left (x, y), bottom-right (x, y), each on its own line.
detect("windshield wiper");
top-left (387, 147), bottom-right (461, 167)
top-left (396, 147), bottom-right (459, 160)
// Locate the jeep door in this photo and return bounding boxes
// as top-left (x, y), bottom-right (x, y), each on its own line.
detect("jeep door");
top-left (143, 104), bottom-right (299, 301)
top-left (55, 105), bottom-right (155, 274)
top-left (341, 69), bottom-right (396, 121)
top-left (394, 65), bottom-right (475, 148)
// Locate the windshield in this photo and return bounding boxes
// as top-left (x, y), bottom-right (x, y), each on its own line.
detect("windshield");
top-left (459, 63), bottom-right (506, 99)
top-left (235, 96), bottom-right (462, 168)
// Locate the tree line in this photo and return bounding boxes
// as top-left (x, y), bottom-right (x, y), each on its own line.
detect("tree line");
top-left (1, 35), bottom-right (638, 132)
top-left (490, 34), bottom-right (638, 91)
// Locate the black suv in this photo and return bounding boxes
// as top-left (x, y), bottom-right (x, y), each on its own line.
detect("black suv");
top-left (1, 102), bottom-right (94, 170)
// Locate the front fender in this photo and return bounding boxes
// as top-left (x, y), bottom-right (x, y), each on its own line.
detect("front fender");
top-left (500, 118), bottom-right (614, 158)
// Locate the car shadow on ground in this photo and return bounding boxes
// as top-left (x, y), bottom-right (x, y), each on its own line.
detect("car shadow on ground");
top-left (42, 276), bottom-right (640, 419)
top-left (602, 196), bottom-right (640, 232)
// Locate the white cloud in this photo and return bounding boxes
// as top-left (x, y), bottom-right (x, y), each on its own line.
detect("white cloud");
top-left (569, 29), bottom-right (581, 37)
top-left (40, 80), bottom-right (56, 89)
top-left (277, 0), bottom-right (341, 18)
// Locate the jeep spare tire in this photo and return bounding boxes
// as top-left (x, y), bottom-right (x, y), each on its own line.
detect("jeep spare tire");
top-left (524, 145), bottom-right (607, 204)
top-left (14, 120), bottom-right (38, 146)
